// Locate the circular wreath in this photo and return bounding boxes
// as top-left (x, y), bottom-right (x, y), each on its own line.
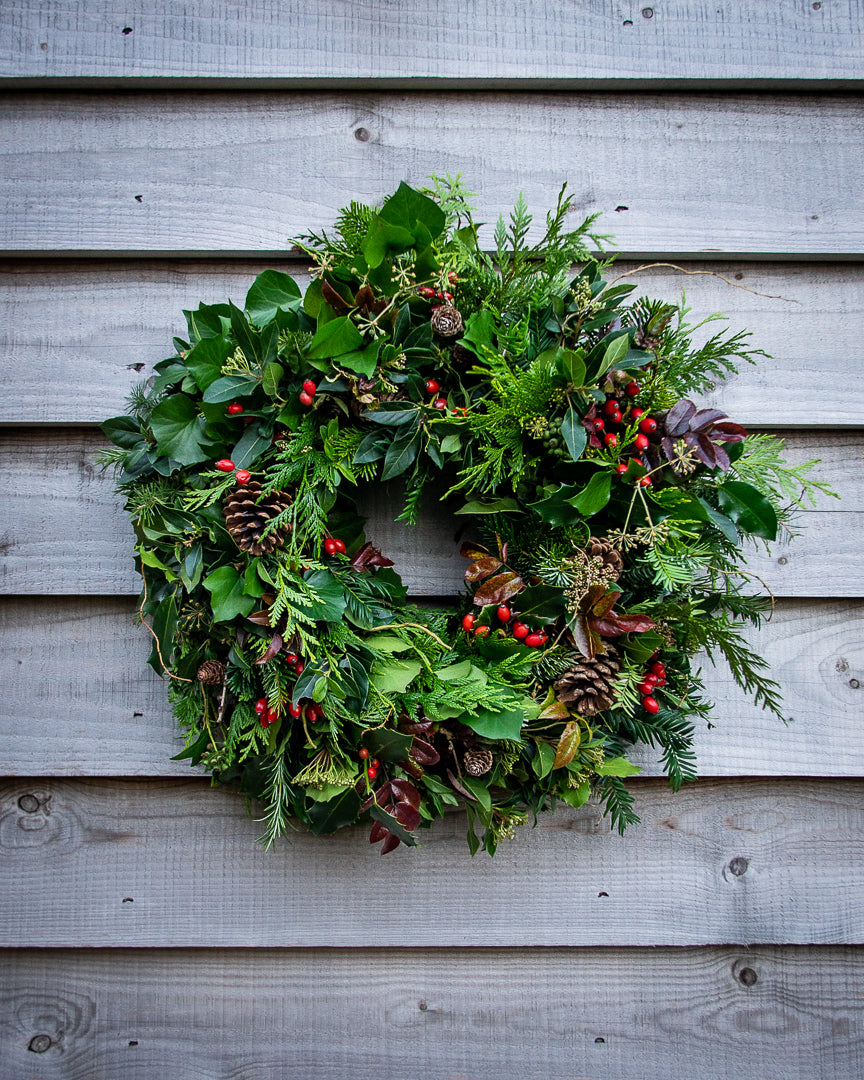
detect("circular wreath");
top-left (102, 179), bottom-right (818, 855)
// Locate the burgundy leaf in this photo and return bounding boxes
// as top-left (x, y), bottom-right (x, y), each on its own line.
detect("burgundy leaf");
top-left (400, 718), bottom-right (433, 735)
top-left (712, 442), bottom-right (731, 471)
top-left (253, 633), bottom-right (283, 665)
top-left (354, 283), bottom-right (376, 311)
top-left (569, 613), bottom-right (595, 659)
top-left (369, 821), bottom-right (388, 844)
top-left (612, 613), bottom-right (657, 633)
top-left (665, 400), bottom-right (697, 436)
top-left (411, 738), bottom-right (440, 766)
top-left (322, 278), bottom-right (351, 313)
top-left (350, 541), bottom-right (395, 570)
top-left (689, 408), bottom-right (728, 432)
top-left (660, 435), bottom-right (675, 461)
top-left (460, 540), bottom-right (490, 560)
top-left (447, 769), bottom-right (478, 802)
top-left (695, 433), bottom-right (720, 468)
top-left (589, 615), bottom-right (629, 637)
top-left (380, 832), bottom-right (402, 854)
top-left (246, 609), bottom-right (273, 627)
top-left (392, 802), bottom-right (422, 831)
top-left (711, 422), bottom-right (747, 442)
top-left (473, 571), bottom-right (525, 607)
top-left (389, 778), bottom-right (420, 808)
top-left (591, 590), bottom-right (622, 618)
top-left (464, 556), bottom-right (504, 582)
top-left (360, 782), bottom-right (391, 813)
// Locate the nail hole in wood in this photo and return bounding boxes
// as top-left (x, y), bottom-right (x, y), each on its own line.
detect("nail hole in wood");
top-left (849, 679), bottom-right (860, 689)
top-left (122, 27), bottom-right (133, 34)
top-left (28, 1034), bottom-right (52, 1053)
top-left (614, 206), bottom-right (628, 212)
top-left (812, 2), bottom-right (822, 9)
top-left (734, 272), bottom-right (744, 280)
top-left (40, 42), bottom-right (48, 50)
top-left (134, 195), bottom-right (143, 202)
top-left (354, 128), bottom-right (370, 142)
top-left (728, 856), bottom-right (749, 877)
top-left (133, 711), bottom-right (144, 716)
top-left (598, 891), bottom-right (609, 897)
top-left (738, 967), bottom-right (758, 987)
top-left (622, 19), bottom-right (633, 26)
top-left (122, 897), bottom-right (134, 903)
top-left (595, 1037), bottom-right (606, 1044)
top-left (418, 1001), bottom-right (428, 1011)
top-left (642, 7), bottom-right (654, 17)
top-left (777, 556), bottom-right (787, 565)
top-left (128, 1040), bottom-right (139, 1047)
top-left (18, 794), bottom-right (40, 813)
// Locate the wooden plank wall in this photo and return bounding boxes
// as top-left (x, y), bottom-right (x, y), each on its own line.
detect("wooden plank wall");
top-left (0, 3), bottom-right (862, 1076)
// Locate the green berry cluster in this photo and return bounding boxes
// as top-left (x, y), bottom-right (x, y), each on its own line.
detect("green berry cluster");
top-left (540, 415), bottom-right (567, 459)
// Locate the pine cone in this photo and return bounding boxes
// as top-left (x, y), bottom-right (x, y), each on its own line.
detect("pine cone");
top-left (430, 305), bottom-right (464, 338)
top-left (464, 747), bottom-right (493, 777)
top-left (224, 481), bottom-right (291, 556)
top-left (197, 659), bottom-right (225, 684)
top-left (587, 538), bottom-right (624, 580)
top-left (450, 342), bottom-right (474, 366)
top-left (554, 647), bottom-right (621, 716)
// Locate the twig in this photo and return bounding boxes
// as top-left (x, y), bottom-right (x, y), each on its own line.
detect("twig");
top-left (603, 262), bottom-right (801, 305)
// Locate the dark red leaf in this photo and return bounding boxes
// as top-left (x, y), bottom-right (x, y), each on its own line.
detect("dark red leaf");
top-left (712, 442), bottom-right (731, 471)
top-left (354, 283), bottom-right (376, 311)
top-left (464, 556), bottom-right (504, 582)
top-left (460, 540), bottom-right (490, 560)
top-left (689, 408), bottom-right (728, 431)
top-left (392, 802), bottom-right (421, 831)
top-left (246, 609), bottom-right (273, 627)
top-left (322, 278), bottom-right (351, 313)
top-left (360, 783), bottom-right (391, 813)
top-left (696, 433), bottom-right (720, 468)
top-left (589, 615), bottom-right (629, 637)
top-left (410, 738), bottom-right (440, 766)
top-left (400, 718), bottom-right (433, 735)
top-left (591, 590), bottom-right (621, 618)
top-left (389, 778), bottom-right (420, 808)
top-left (612, 613), bottom-right (657, 633)
top-left (253, 633), bottom-right (283, 665)
top-left (446, 769), bottom-right (478, 802)
top-left (665, 400), bottom-right (697, 436)
top-left (473, 571), bottom-right (525, 606)
top-left (711, 422), bottom-right (747, 441)
top-left (350, 541), bottom-right (395, 570)
top-left (369, 821), bottom-right (388, 844)
top-left (380, 832), bottom-right (402, 854)
top-left (569, 613), bottom-right (595, 659)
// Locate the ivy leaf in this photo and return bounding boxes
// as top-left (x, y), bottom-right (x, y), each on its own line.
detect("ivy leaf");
top-left (307, 316), bottom-right (364, 360)
top-left (184, 335), bottom-right (232, 391)
top-left (335, 346), bottom-right (379, 378)
top-left (560, 781), bottom-right (592, 808)
top-left (360, 219), bottom-right (416, 269)
top-left (561, 407), bottom-right (588, 463)
top-left (716, 481), bottom-right (779, 540)
top-left (101, 415), bottom-right (144, 450)
top-left (552, 721), bottom-right (582, 769)
top-left (245, 269), bottom-right (301, 327)
top-left (569, 471), bottom-right (612, 516)
top-left (370, 658), bottom-right (422, 694)
top-left (203, 566), bottom-right (257, 622)
top-left (150, 394), bottom-right (213, 466)
top-left (596, 756), bottom-right (641, 778)
top-left (461, 699), bottom-right (525, 741)
top-left (380, 181), bottom-right (446, 239)
top-left (203, 375), bottom-right (259, 404)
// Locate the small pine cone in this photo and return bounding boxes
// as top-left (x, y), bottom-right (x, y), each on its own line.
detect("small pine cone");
top-left (463, 747), bottom-right (493, 777)
top-left (224, 481), bottom-right (292, 556)
top-left (554, 647), bottom-right (621, 716)
top-left (587, 538), bottom-right (624, 580)
top-left (450, 342), bottom-right (474, 366)
top-left (197, 659), bottom-right (225, 685)
top-left (430, 304), bottom-right (464, 338)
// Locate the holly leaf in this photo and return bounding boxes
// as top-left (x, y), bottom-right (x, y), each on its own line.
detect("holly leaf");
top-left (363, 728), bottom-right (414, 763)
top-left (569, 471), bottom-right (612, 516)
top-left (203, 566), bottom-right (257, 622)
top-left (150, 394), bottom-right (213, 466)
top-left (527, 484), bottom-right (582, 527)
top-left (513, 583), bottom-right (566, 624)
top-left (308, 788), bottom-right (362, 835)
top-left (369, 803), bottom-right (418, 846)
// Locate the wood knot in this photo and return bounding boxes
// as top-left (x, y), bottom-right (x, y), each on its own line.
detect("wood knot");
top-left (728, 856), bottom-right (749, 877)
top-left (17, 794), bottom-right (40, 813)
top-left (738, 967), bottom-right (758, 987)
top-left (354, 128), bottom-right (371, 142)
top-left (28, 1034), bottom-right (53, 1053)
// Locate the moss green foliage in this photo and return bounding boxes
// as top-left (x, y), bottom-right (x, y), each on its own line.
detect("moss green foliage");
top-left (101, 179), bottom-right (824, 855)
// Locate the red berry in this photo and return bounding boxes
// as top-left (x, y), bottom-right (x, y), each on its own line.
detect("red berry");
top-left (593, 418), bottom-right (605, 432)
top-left (234, 469), bottom-right (251, 484)
top-left (474, 625), bottom-right (490, 638)
top-left (370, 758), bottom-right (380, 769)
top-left (462, 613), bottom-right (476, 631)
top-left (254, 698), bottom-right (267, 715)
top-left (302, 380), bottom-right (317, 396)
top-left (654, 675), bottom-right (667, 687)
top-left (630, 407), bottom-right (644, 420)
top-left (299, 391), bottom-right (314, 407)
top-left (359, 748), bottom-right (370, 760)
top-left (650, 661), bottom-right (665, 676)
top-left (603, 399), bottom-right (621, 416)
top-left (324, 538), bottom-right (338, 556)
top-left (418, 286), bottom-right (436, 298)
top-left (643, 673), bottom-right (658, 686)
top-left (215, 459), bottom-right (235, 472)
top-left (638, 417), bottom-right (658, 435)
top-left (334, 538), bottom-right (347, 554)
top-left (512, 622), bottom-right (529, 640)
top-left (625, 382), bottom-right (641, 398)
top-left (524, 633), bottom-right (544, 649)
top-left (433, 397), bottom-right (448, 411)
top-left (638, 476), bottom-right (652, 487)
top-left (288, 702), bottom-right (302, 718)
top-left (634, 433), bottom-right (650, 451)
top-left (615, 463), bottom-right (628, 475)
top-left (497, 606), bottom-right (511, 622)
top-left (609, 410), bottom-right (622, 425)
top-left (294, 661), bottom-right (305, 676)
top-left (227, 402), bottom-right (244, 415)
top-left (244, 416), bottom-right (254, 425)
top-left (537, 632), bottom-right (548, 645)
top-left (425, 379), bottom-right (440, 394)
top-left (366, 766), bottom-right (378, 780)
top-left (448, 271), bottom-right (458, 284)
top-left (637, 680), bottom-right (655, 697)
top-left (604, 433), bottom-right (618, 448)
top-left (264, 706), bottom-right (279, 726)
top-left (436, 292), bottom-right (445, 300)
top-left (642, 696), bottom-right (660, 714)
top-left (285, 652), bottom-right (298, 667)
top-left (443, 292), bottom-right (454, 302)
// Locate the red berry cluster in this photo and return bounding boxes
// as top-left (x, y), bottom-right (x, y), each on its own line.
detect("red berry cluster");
top-left (358, 747), bottom-right (381, 781)
top-left (638, 658), bottom-right (666, 714)
top-left (461, 610), bottom-right (549, 649)
top-left (299, 379), bottom-right (317, 407)
top-left (595, 389), bottom-right (660, 485)
top-left (254, 651), bottom-right (311, 728)
top-left (417, 285), bottom-right (454, 306)
top-left (323, 536), bottom-right (347, 556)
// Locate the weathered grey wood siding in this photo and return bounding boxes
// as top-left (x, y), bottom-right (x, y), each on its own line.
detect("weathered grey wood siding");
top-left (0, 3), bottom-right (862, 1076)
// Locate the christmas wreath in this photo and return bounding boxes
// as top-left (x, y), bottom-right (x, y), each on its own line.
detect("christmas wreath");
top-left (102, 178), bottom-right (826, 855)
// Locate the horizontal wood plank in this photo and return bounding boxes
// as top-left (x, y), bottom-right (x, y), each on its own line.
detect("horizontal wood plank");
top-left (1, 596), bottom-right (862, 779)
top-left (0, 776), bottom-right (861, 947)
top-left (1, 0), bottom-right (862, 88)
top-left (0, 93), bottom-right (862, 256)
top-left (0, 429), bottom-right (857, 597)
top-left (0, 946), bottom-right (861, 1080)
top-left (2, 259), bottom-right (863, 425)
